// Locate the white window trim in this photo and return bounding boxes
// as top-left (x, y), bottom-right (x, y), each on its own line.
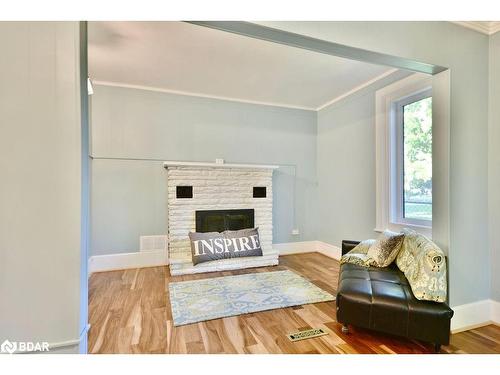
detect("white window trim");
top-left (393, 88), bottom-right (432, 227)
top-left (375, 73), bottom-right (433, 238)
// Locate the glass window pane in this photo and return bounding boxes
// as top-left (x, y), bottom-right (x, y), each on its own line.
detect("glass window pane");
top-left (403, 96), bottom-right (432, 221)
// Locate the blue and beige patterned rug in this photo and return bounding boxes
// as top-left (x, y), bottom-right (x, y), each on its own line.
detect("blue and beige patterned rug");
top-left (168, 270), bottom-right (335, 326)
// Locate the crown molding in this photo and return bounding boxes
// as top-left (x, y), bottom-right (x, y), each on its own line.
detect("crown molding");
top-left (92, 81), bottom-right (316, 112)
top-left (315, 68), bottom-right (399, 111)
top-left (491, 22), bottom-right (500, 35)
top-left (93, 73), bottom-right (403, 114)
top-left (452, 21), bottom-right (500, 36)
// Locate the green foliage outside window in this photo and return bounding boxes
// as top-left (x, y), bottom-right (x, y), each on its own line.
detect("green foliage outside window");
top-left (403, 96), bottom-right (432, 220)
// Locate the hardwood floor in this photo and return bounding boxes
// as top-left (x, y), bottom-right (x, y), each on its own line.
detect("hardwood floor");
top-left (88, 252), bottom-right (500, 354)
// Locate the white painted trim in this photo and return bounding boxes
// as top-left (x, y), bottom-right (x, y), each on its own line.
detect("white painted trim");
top-left (50, 324), bottom-right (90, 351)
top-left (316, 241), bottom-right (342, 260)
top-left (451, 300), bottom-right (491, 332)
top-left (491, 300), bottom-right (500, 324)
top-left (273, 241), bottom-right (318, 255)
top-left (273, 240), bottom-right (341, 260)
top-left (88, 249), bottom-right (168, 274)
top-left (452, 21), bottom-right (500, 36)
top-left (431, 70), bottom-right (451, 256)
top-left (375, 73), bottom-right (433, 238)
top-left (94, 71), bottom-right (403, 114)
top-left (492, 23), bottom-right (500, 35)
top-left (451, 299), bottom-right (500, 333)
top-left (163, 160), bottom-right (279, 170)
top-left (8, 324), bottom-right (91, 354)
top-left (92, 81), bottom-right (316, 112)
top-left (316, 68), bottom-right (399, 111)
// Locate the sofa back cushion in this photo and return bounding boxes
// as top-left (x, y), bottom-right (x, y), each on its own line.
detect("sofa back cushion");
top-left (396, 228), bottom-right (447, 303)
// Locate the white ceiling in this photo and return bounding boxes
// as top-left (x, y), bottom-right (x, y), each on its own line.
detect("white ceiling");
top-left (88, 21), bottom-right (396, 111)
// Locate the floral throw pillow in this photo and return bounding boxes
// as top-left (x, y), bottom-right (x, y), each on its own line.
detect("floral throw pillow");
top-left (366, 230), bottom-right (405, 267)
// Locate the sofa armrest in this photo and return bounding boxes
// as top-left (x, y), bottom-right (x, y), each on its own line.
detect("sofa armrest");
top-left (342, 240), bottom-right (361, 256)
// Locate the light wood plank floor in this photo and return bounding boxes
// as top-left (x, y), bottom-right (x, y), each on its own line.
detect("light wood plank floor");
top-left (88, 253), bottom-right (500, 354)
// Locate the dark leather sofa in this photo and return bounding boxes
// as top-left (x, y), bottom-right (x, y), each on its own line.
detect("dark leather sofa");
top-left (336, 240), bottom-right (454, 352)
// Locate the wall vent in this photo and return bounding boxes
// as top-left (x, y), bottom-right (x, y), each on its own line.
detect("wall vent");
top-left (140, 235), bottom-right (168, 252)
top-left (253, 186), bottom-right (267, 198)
top-left (176, 186), bottom-right (193, 198)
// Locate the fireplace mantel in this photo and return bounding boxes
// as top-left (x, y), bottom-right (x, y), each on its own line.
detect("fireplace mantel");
top-left (163, 160), bottom-right (279, 170)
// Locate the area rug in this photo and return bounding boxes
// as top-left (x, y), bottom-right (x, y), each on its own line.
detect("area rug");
top-left (168, 270), bottom-right (335, 326)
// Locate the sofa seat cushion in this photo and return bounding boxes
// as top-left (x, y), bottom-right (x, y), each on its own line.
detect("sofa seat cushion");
top-left (337, 263), bottom-right (454, 344)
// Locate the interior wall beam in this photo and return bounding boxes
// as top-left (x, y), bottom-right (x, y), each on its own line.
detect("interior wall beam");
top-left (186, 21), bottom-right (447, 75)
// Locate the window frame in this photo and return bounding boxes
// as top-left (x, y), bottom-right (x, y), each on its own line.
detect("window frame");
top-left (375, 73), bottom-right (433, 237)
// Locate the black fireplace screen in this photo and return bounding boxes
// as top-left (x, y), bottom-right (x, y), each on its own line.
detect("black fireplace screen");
top-left (195, 209), bottom-right (255, 233)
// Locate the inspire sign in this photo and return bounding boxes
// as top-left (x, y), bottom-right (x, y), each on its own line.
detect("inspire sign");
top-left (189, 228), bottom-right (263, 265)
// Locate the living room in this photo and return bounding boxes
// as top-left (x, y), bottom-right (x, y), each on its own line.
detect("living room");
top-left (1, 0), bottom-right (499, 372)
top-left (85, 20), bottom-right (496, 353)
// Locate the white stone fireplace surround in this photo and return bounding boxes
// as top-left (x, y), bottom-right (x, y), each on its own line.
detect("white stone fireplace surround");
top-left (165, 161), bottom-right (279, 275)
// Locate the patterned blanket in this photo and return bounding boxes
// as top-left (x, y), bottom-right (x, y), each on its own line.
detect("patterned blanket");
top-left (396, 229), bottom-right (447, 303)
top-left (340, 239), bottom-right (376, 267)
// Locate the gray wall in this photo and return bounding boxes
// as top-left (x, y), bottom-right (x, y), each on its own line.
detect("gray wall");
top-left (0, 22), bottom-right (85, 352)
top-left (257, 21), bottom-right (491, 307)
top-left (316, 70), bottom-right (411, 245)
top-left (90, 85), bottom-right (317, 256)
top-left (489, 32), bottom-right (500, 303)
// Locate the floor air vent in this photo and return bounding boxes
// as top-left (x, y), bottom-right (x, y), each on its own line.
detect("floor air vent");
top-left (287, 328), bottom-right (328, 342)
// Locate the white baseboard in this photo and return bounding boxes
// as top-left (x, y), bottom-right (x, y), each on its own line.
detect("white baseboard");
top-left (88, 240), bottom-right (339, 275)
top-left (451, 299), bottom-right (500, 333)
top-left (273, 240), bottom-right (341, 260)
top-left (88, 249), bottom-right (168, 274)
top-left (316, 241), bottom-right (342, 260)
top-left (491, 299), bottom-right (500, 325)
top-left (272, 241), bottom-right (318, 255)
top-left (10, 324), bottom-right (91, 354)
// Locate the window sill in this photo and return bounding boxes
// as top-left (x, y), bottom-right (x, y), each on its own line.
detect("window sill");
top-left (374, 222), bottom-right (432, 238)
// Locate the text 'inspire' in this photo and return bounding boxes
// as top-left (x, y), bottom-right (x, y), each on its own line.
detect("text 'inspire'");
top-left (193, 235), bottom-right (260, 256)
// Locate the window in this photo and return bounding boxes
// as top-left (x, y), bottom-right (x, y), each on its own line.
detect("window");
top-left (375, 74), bottom-right (433, 236)
top-left (393, 91), bottom-right (432, 226)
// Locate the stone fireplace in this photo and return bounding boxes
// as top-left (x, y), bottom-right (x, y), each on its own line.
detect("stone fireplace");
top-left (165, 161), bottom-right (279, 275)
